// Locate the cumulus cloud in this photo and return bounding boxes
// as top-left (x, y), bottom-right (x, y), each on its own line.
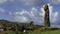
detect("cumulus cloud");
top-left (0, 8), bottom-right (5, 13)
top-left (21, 0), bottom-right (44, 7)
top-left (9, 4), bottom-right (59, 24)
top-left (49, 0), bottom-right (60, 5)
top-left (15, 16), bottom-right (30, 22)
top-left (14, 8), bottom-right (37, 22)
top-left (9, 0), bottom-right (15, 2)
top-left (20, 0), bottom-right (40, 5)
top-left (0, 0), bottom-right (45, 8)
top-left (0, 0), bottom-right (7, 4)
top-left (0, 0), bottom-right (15, 4)
top-left (8, 3), bottom-right (59, 25)
top-left (9, 7), bottom-right (42, 24)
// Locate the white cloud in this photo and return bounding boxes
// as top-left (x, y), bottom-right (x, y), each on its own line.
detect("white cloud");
top-left (0, 0), bottom-right (7, 4)
top-left (19, 0), bottom-right (43, 7)
top-left (50, 0), bottom-right (60, 5)
top-left (19, 10), bottom-right (29, 15)
top-left (14, 8), bottom-right (37, 17)
top-left (10, 9), bottom-right (30, 22)
top-left (0, 8), bottom-right (5, 13)
top-left (21, 0), bottom-right (34, 5)
top-left (9, 0), bottom-right (15, 2)
top-left (9, 7), bottom-right (41, 23)
top-left (8, 4), bottom-right (59, 25)
top-left (52, 12), bottom-right (58, 22)
top-left (0, 0), bottom-right (42, 5)
top-left (0, 0), bottom-right (15, 4)
top-left (15, 16), bottom-right (30, 22)
top-left (8, 12), bottom-right (12, 15)
top-left (40, 7), bottom-right (45, 17)
top-left (0, 0), bottom-right (43, 7)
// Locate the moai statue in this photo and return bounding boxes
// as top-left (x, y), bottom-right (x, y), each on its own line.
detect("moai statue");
top-left (44, 4), bottom-right (50, 27)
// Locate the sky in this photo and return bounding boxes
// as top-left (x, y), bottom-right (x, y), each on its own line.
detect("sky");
top-left (0, 0), bottom-right (60, 27)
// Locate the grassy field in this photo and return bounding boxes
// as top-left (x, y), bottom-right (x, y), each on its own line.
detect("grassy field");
top-left (27, 27), bottom-right (60, 34)
top-left (41, 30), bottom-right (60, 34)
top-left (1, 28), bottom-right (60, 34)
top-left (28, 30), bottom-right (60, 34)
top-left (2, 30), bottom-right (60, 34)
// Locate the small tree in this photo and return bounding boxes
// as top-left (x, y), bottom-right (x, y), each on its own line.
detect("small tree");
top-left (14, 23), bottom-right (19, 34)
top-left (30, 21), bottom-right (34, 26)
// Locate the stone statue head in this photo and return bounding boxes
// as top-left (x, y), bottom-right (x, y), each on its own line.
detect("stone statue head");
top-left (44, 4), bottom-right (49, 12)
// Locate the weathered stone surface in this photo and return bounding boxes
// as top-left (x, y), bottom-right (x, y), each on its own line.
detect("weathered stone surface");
top-left (44, 4), bottom-right (50, 27)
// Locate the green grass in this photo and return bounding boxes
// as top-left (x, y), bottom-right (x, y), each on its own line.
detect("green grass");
top-left (41, 30), bottom-right (60, 34)
top-left (28, 27), bottom-right (60, 34)
top-left (28, 30), bottom-right (60, 34)
top-left (5, 28), bottom-right (60, 34)
top-left (6, 31), bottom-right (16, 34)
top-left (5, 30), bottom-right (60, 34)
top-left (6, 31), bottom-right (29, 34)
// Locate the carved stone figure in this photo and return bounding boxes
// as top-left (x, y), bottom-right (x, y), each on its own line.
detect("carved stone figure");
top-left (44, 4), bottom-right (50, 27)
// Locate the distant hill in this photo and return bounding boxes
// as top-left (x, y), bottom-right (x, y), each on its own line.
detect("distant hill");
top-left (0, 19), bottom-right (44, 28)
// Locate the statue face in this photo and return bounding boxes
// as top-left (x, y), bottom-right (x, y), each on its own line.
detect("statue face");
top-left (44, 4), bottom-right (49, 12)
